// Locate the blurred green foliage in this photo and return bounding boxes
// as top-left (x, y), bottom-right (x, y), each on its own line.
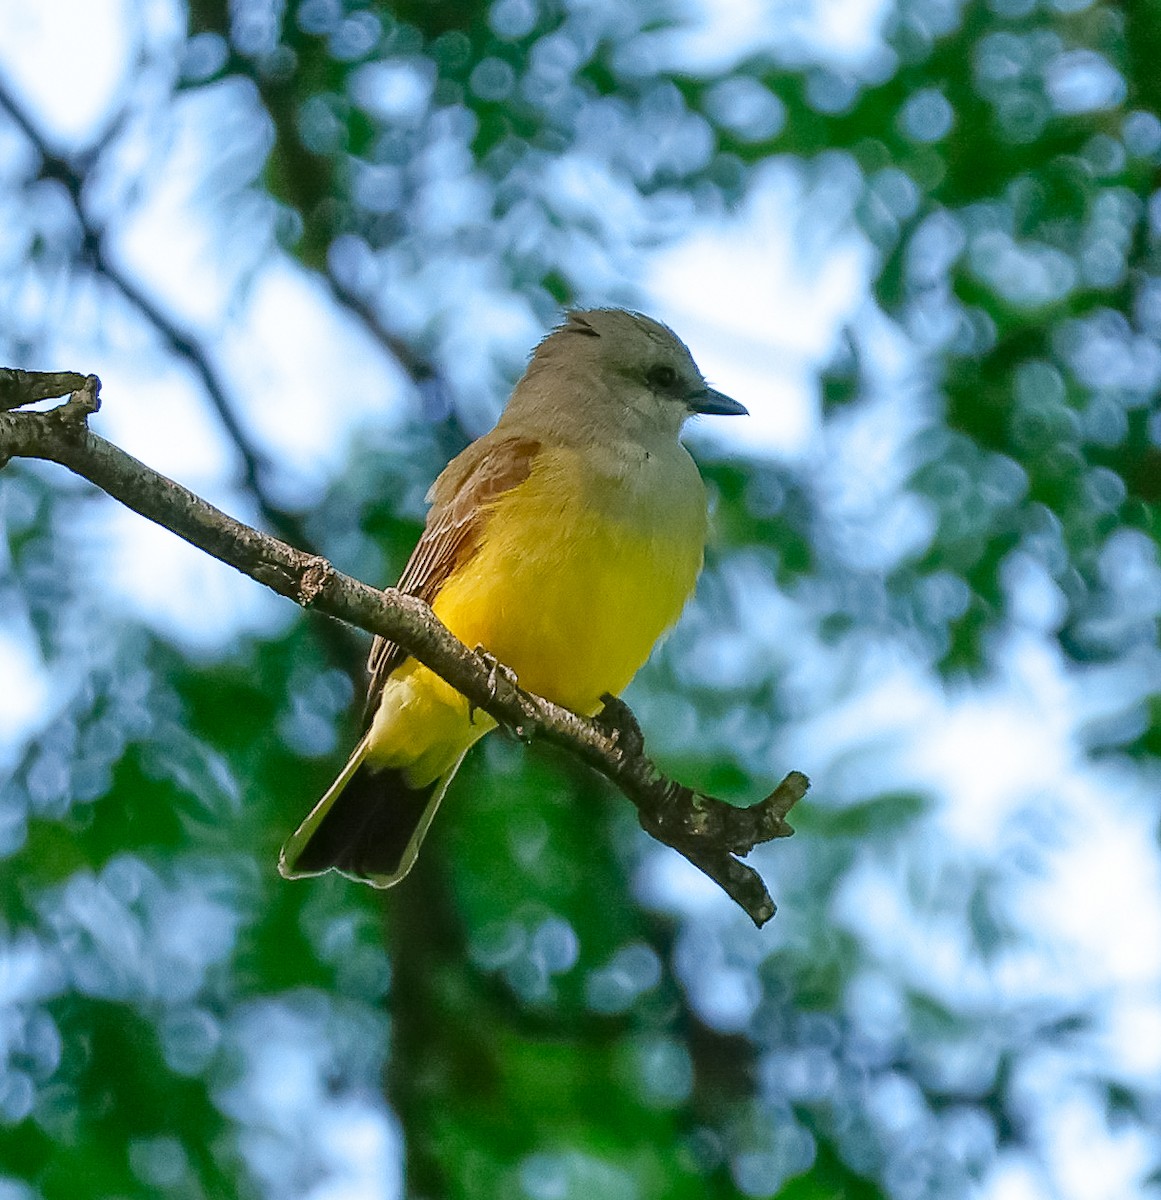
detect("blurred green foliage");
top-left (3, 0), bottom-right (1161, 1198)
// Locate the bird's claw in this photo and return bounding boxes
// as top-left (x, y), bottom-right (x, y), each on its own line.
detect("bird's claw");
top-left (593, 692), bottom-right (646, 757)
top-left (469, 646), bottom-right (521, 727)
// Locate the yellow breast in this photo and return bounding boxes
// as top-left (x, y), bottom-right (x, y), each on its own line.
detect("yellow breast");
top-left (433, 441), bottom-right (707, 715)
top-left (366, 440), bottom-right (707, 787)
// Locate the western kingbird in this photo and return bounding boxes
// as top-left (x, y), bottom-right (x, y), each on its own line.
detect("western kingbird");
top-left (279, 308), bottom-right (746, 886)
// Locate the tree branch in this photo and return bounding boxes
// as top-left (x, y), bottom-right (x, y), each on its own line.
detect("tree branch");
top-left (0, 369), bottom-right (89, 411)
top-left (0, 373), bottom-right (809, 926)
top-left (0, 75), bottom-right (369, 678)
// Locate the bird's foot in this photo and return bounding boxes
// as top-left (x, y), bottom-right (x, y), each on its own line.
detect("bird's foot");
top-left (593, 692), bottom-right (646, 758)
top-left (469, 646), bottom-right (521, 726)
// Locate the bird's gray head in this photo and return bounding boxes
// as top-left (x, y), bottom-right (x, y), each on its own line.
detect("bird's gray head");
top-left (507, 308), bottom-right (746, 443)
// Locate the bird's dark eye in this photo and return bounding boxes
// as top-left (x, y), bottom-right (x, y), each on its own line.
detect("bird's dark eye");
top-left (647, 364), bottom-right (678, 391)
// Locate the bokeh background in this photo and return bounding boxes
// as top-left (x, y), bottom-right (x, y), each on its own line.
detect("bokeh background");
top-left (2, 0), bottom-right (1161, 1197)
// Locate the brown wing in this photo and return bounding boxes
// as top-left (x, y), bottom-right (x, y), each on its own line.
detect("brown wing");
top-left (362, 435), bottom-right (541, 723)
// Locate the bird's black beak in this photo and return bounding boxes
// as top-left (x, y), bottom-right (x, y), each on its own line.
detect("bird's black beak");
top-left (688, 386), bottom-right (748, 416)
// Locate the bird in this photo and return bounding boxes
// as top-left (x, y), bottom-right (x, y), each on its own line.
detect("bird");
top-left (278, 308), bottom-right (747, 887)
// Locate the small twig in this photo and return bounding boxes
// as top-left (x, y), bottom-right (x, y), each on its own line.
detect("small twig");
top-left (0, 374), bottom-right (809, 926)
top-left (0, 369), bottom-right (90, 411)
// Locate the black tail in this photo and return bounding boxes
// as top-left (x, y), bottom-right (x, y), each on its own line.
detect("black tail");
top-left (282, 761), bottom-right (440, 886)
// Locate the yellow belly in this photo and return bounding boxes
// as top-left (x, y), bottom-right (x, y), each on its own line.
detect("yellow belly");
top-left (366, 444), bottom-right (706, 786)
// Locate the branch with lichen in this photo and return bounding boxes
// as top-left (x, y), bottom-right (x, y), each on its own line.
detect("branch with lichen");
top-left (0, 372), bottom-right (809, 927)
